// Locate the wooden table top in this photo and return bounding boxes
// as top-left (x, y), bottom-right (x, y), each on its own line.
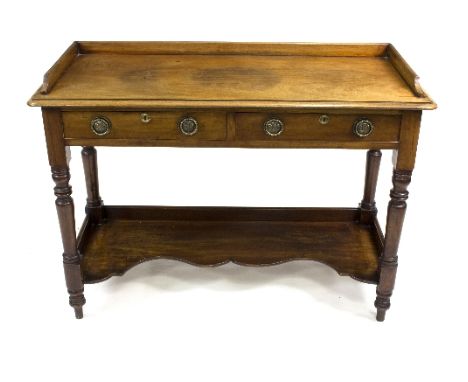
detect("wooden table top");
top-left (28, 42), bottom-right (436, 110)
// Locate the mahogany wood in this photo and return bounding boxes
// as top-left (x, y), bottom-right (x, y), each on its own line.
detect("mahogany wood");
top-left (81, 147), bottom-right (103, 223)
top-left (375, 169), bottom-right (412, 321)
top-left (28, 42), bottom-right (436, 110)
top-left (42, 109), bottom-right (86, 319)
top-left (64, 137), bottom-right (400, 149)
top-left (62, 110), bottom-right (400, 148)
top-left (386, 44), bottom-right (425, 97)
top-left (77, 41), bottom-right (390, 57)
top-left (374, 111), bottom-right (422, 321)
top-left (29, 42), bottom-right (435, 320)
top-left (395, 111), bottom-right (422, 170)
top-left (40, 42), bottom-right (79, 94)
top-left (78, 206), bottom-right (382, 284)
top-left (360, 150), bottom-right (382, 223)
top-left (64, 111), bottom-right (227, 141)
top-left (235, 113), bottom-right (400, 143)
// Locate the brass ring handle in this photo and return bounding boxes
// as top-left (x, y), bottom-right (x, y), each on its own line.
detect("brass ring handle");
top-left (90, 116), bottom-right (111, 136)
top-left (140, 113), bottom-right (151, 123)
top-left (179, 117), bottom-right (199, 136)
top-left (353, 118), bottom-right (374, 138)
top-left (264, 118), bottom-right (284, 137)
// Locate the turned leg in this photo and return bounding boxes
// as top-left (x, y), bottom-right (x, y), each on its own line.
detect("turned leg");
top-left (359, 149), bottom-right (382, 224)
top-left (52, 165), bottom-right (86, 318)
top-left (43, 109), bottom-right (85, 319)
top-left (375, 170), bottom-right (411, 321)
top-left (374, 111), bottom-right (421, 321)
top-left (81, 146), bottom-right (103, 223)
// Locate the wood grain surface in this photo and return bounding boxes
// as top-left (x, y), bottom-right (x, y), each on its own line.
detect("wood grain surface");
top-left (63, 111), bottom-right (227, 140)
top-left (30, 42), bottom-right (436, 320)
top-left (28, 42), bottom-right (436, 110)
top-left (235, 112), bottom-right (400, 142)
top-left (78, 206), bottom-right (382, 284)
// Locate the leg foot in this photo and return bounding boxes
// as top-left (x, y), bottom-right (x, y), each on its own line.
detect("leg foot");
top-left (74, 306), bottom-right (84, 319)
top-left (376, 308), bottom-right (386, 322)
top-left (69, 292), bottom-right (86, 319)
top-left (374, 295), bottom-right (390, 321)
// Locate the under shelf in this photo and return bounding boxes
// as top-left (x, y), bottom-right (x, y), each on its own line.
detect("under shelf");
top-left (77, 206), bottom-right (384, 284)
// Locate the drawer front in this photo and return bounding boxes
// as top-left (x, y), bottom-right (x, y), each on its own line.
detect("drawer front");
top-left (235, 113), bottom-right (401, 142)
top-left (63, 111), bottom-right (227, 140)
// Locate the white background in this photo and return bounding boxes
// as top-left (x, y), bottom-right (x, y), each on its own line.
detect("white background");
top-left (1, 0), bottom-right (466, 381)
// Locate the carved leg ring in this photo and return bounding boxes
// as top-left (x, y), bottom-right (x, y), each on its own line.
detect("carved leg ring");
top-left (375, 169), bottom-right (412, 321)
top-left (52, 166), bottom-right (86, 319)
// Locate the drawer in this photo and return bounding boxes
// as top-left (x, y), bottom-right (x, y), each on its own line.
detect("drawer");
top-left (234, 113), bottom-right (401, 142)
top-left (62, 111), bottom-right (227, 140)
